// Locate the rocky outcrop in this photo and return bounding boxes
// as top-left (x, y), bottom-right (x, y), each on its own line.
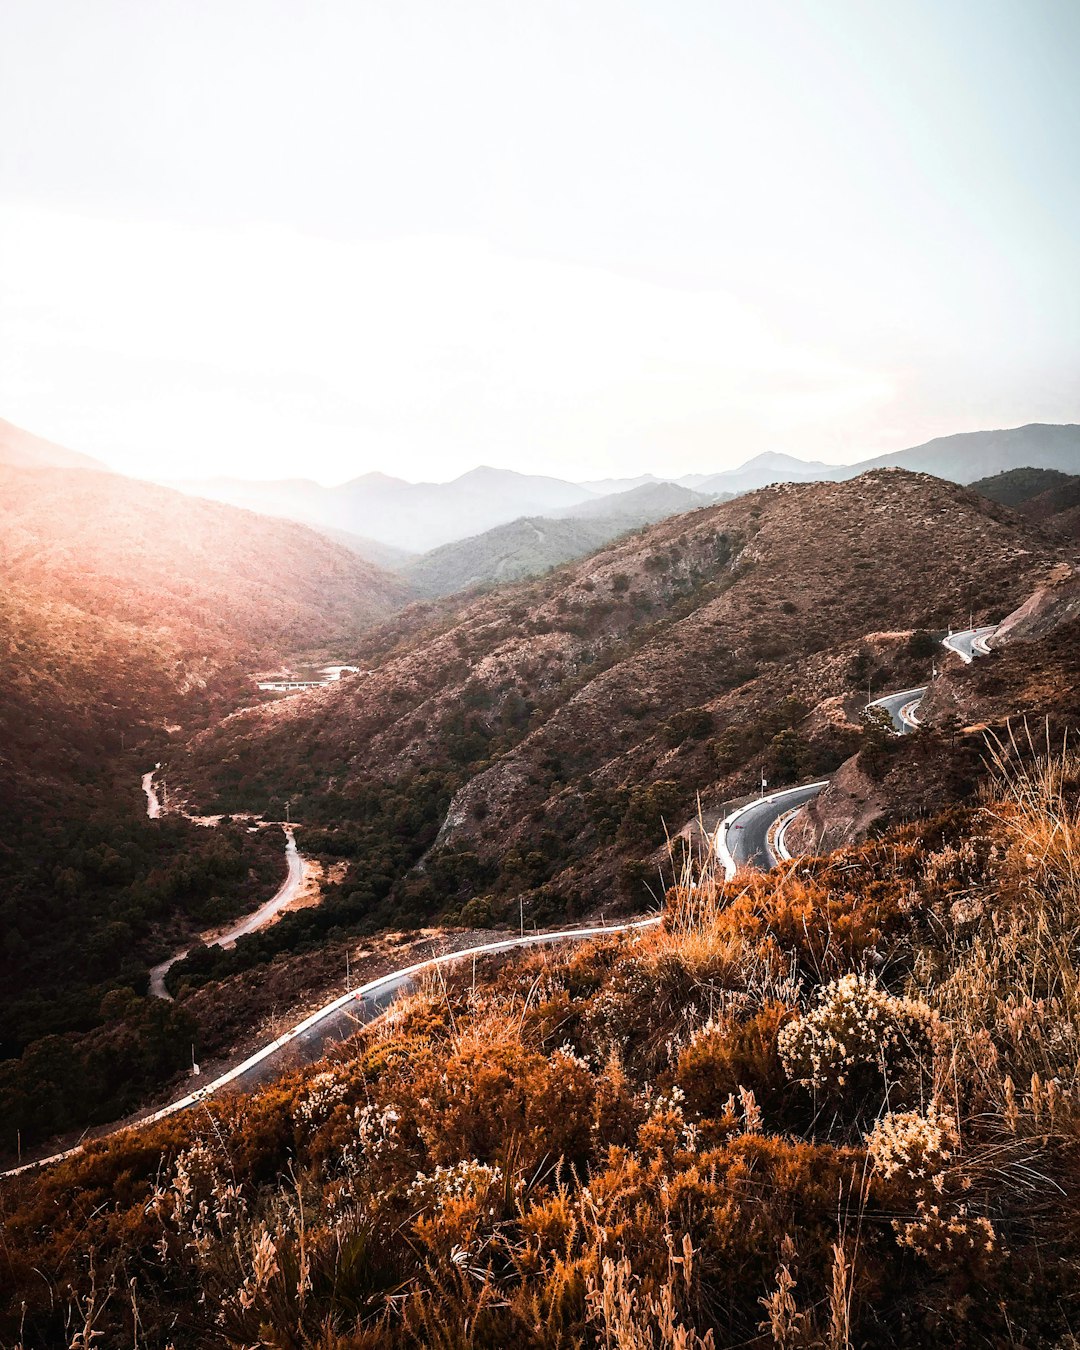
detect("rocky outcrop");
top-left (783, 755), bottom-right (885, 855)
top-left (991, 563), bottom-right (1080, 648)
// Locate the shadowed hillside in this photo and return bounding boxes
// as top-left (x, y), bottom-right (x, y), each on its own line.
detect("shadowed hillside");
top-left (0, 464), bottom-right (412, 1144)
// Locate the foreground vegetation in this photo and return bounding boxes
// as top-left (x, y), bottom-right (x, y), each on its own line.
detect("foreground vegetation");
top-left (3, 735), bottom-right (1078, 1346)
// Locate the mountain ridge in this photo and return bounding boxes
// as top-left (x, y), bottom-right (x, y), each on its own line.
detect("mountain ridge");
top-left (167, 421), bottom-right (1080, 554)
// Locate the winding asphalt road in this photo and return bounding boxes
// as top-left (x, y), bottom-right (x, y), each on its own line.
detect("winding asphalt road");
top-left (943, 625), bottom-right (996, 663)
top-left (868, 686), bottom-right (927, 734)
top-left (148, 827), bottom-right (305, 1000)
top-left (5, 625), bottom-right (1001, 1178)
top-left (717, 782), bottom-right (828, 877)
top-left (717, 626), bottom-right (997, 877)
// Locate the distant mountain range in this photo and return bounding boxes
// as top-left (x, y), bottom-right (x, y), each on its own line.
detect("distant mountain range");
top-left (168, 422), bottom-right (1079, 555)
top-left (168, 465), bottom-right (597, 554)
top-left (5, 414), bottom-right (1077, 563)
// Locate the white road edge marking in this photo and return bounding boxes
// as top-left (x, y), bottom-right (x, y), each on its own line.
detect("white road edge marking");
top-left (2, 917), bottom-right (662, 1179)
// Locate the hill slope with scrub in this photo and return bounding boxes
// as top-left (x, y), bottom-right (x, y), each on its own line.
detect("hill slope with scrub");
top-left (4, 742), bottom-right (1078, 1348)
top-left (0, 464), bottom-right (412, 1145)
top-left (172, 470), bottom-right (1064, 962)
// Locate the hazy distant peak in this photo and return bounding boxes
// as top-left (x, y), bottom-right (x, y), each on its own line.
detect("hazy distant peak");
top-left (342, 470), bottom-right (412, 490)
top-left (0, 417), bottom-right (107, 473)
top-left (453, 464), bottom-right (590, 490)
top-left (577, 473), bottom-right (664, 495)
top-left (739, 450), bottom-right (835, 471)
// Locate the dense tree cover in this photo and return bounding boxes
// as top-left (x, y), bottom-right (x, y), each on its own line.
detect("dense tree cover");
top-left (164, 771), bottom-right (455, 994)
top-left (0, 784), bottom-right (283, 1150)
top-left (1, 801), bottom-right (283, 1047)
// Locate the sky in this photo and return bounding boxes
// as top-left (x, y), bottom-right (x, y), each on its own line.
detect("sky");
top-left (1, 0), bottom-right (1078, 485)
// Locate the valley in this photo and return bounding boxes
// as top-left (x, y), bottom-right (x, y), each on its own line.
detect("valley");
top-left (2, 419), bottom-right (1079, 1346)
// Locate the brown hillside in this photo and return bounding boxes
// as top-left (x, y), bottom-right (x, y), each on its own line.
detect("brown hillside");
top-left (175, 470), bottom-right (1063, 931)
top-left (789, 564), bottom-right (1080, 854)
top-left (0, 464), bottom-right (411, 651)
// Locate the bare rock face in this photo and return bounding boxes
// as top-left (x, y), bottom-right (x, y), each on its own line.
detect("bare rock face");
top-left (991, 563), bottom-right (1080, 648)
top-left (783, 756), bottom-right (885, 855)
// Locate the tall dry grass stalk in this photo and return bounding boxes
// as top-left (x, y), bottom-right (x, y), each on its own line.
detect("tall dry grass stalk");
top-left (586, 1229), bottom-right (716, 1350)
top-left (650, 810), bottom-right (801, 1007)
top-left (934, 725), bottom-right (1080, 1132)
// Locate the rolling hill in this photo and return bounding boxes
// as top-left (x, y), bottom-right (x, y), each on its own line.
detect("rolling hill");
top-left (968, 465), bottom-right (1074, 506)
top-left (404, 481), bottom-right (718, 597)
top-left (969, 466), bottom-right (1080, 540)
top-left (0, 416), bottom-right (107, 471)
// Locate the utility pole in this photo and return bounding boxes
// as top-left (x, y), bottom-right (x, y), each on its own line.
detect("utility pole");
top-left (191, 1044), bottom-right (200, 1077)
top-left (760, 769), bottom-right (767, 799)
top-left (519, 896), bottom-right (524, 937)
top-left (345, 948), bottom-right (350, 992)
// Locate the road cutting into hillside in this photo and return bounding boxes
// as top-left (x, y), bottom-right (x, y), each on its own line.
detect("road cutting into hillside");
top-left (3, 917), bottom-right (661, 1179)
top-left (718, 782), bottom-right (829, 877)
top-left (148, 826), bottom-right (305, 1000)
top-left (869, 686), bottom-right (927, 733)
top-left (943, 625), bottom-right (997, 662)
top-left (716, 626), bottom-right (997, 876)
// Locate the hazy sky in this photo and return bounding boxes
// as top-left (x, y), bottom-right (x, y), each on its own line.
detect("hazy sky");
top-left (1, 0), bottom-right (1078, 484)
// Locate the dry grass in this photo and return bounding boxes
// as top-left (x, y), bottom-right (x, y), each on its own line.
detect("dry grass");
top-left (4, 734), bottom-right (1080, 1347)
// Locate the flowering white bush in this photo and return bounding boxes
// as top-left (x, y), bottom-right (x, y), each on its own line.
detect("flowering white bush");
top-left (896, 1201), bottom-right (997, 1263)
top-left (865, 1105), bottom-right (998, 1263)
top-left (867, 1105), bottom-right (958, 1189)
top-left (407, 1159), bottom-right (506, 1211)
top-left (333, 1101), bottom-right (402, 1180)
top-left (148, 1139), bottom-right (247, 1261)
top-left (293, 1069), bottom-right (350, 1127)
top-left (778, 973), bottom-right (936, 1096)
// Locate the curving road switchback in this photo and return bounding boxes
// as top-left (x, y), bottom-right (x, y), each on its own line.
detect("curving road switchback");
top-left (717, 781), bottom-right (828, 878)
top-left (868, 686), bottom-right (927, 734)
top-left (716, 626), bottom-right (996, 878)
top-left (943, 625), bottom-right (996, 663)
